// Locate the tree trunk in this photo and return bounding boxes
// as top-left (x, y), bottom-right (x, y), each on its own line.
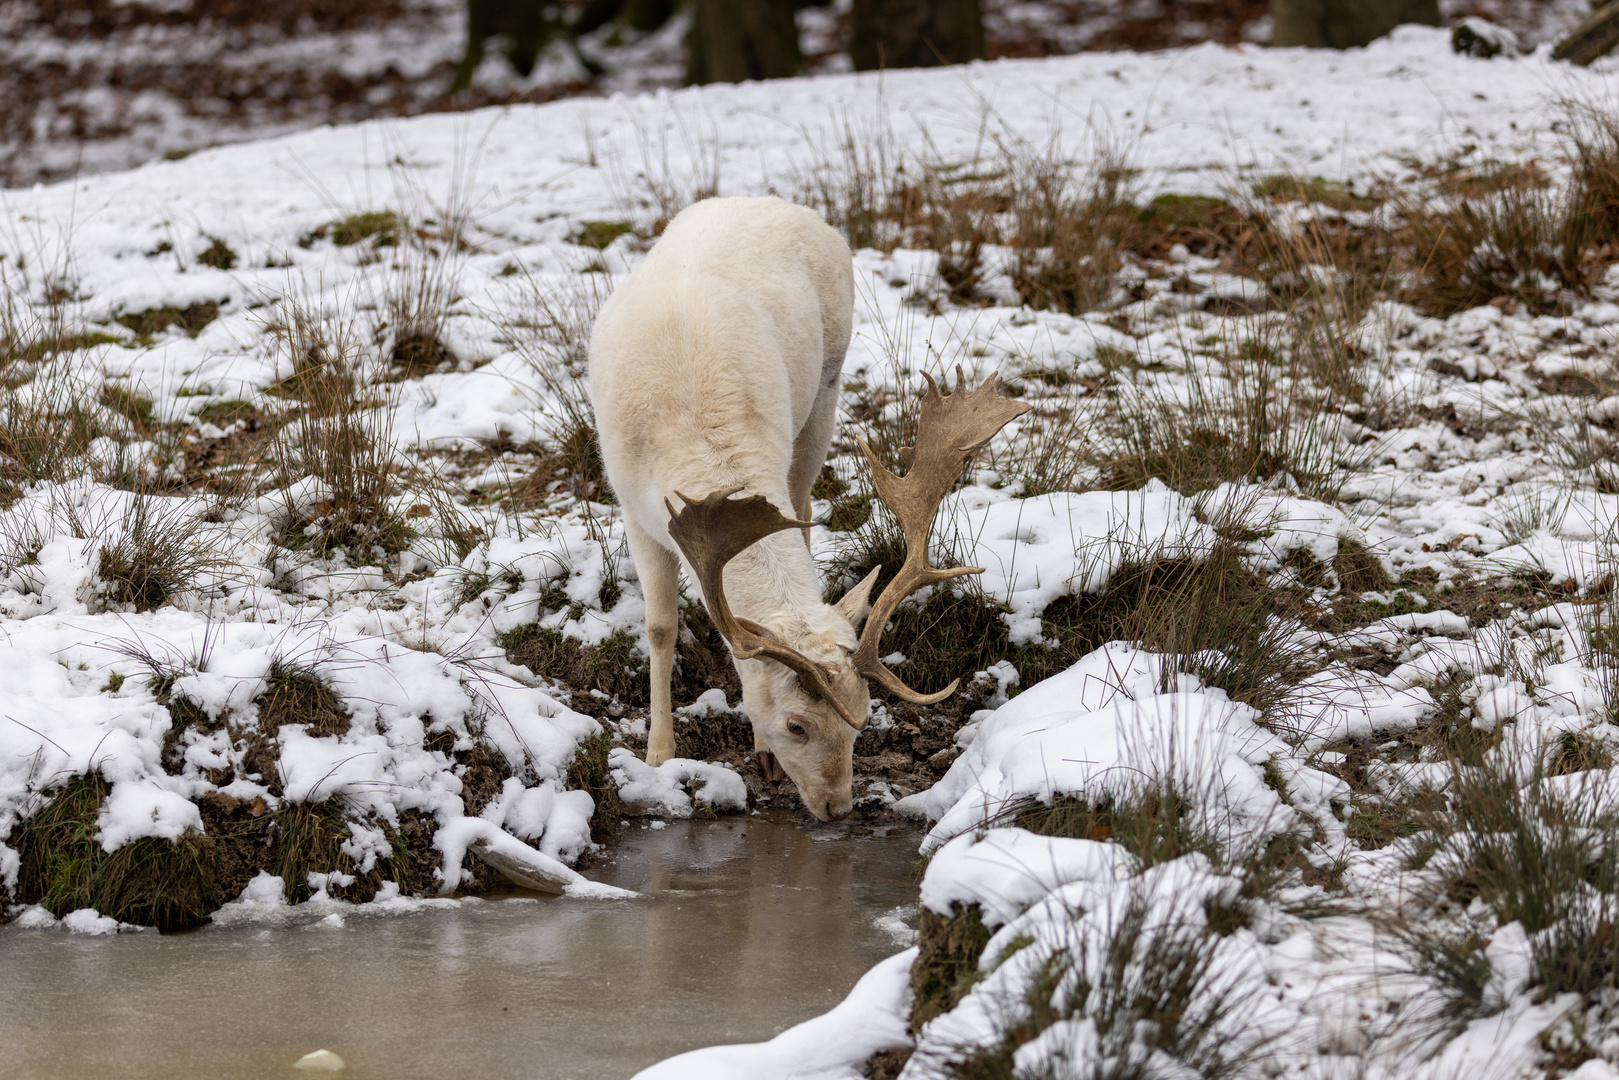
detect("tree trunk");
top-left (686, 0), bottom-right (802, 84)
top-left (1270, 0), bottom-right (1441, 49)
top-left (1553, 3), bottom-right (1619, 66)
top-left (849, 0), bottom-right (985, 71)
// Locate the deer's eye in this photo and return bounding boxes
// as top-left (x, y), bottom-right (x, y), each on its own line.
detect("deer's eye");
top-left (786, 718), bottom-right (809, 739)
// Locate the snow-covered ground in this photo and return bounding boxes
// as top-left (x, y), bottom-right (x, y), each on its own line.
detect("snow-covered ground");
top-left (6, 23), bottom-right (1619, 1080)
top-left (0, 0), bottom-right (1591, 187)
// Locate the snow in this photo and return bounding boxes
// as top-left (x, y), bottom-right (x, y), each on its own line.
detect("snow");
top-left (633, 947), bottom-right (916, 1080)
top-left (96, 778), bottom-right (203, 850)
top-left (4, 18), bottom-right (1619, 1080)
top-left (609, 748), bottom-right (750, 818)
top-left (946, 481), bottom-right (1216, 644)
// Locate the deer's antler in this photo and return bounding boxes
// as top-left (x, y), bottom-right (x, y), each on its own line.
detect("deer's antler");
top-left (853, 368), bottom-right (1030, 703)
top-left (665, 487), bottom-right (863, 728)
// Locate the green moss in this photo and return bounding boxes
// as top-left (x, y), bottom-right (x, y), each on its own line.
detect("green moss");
top-left (191, 399), bottom-right (264, 428)
top-left (1251, 175), bottom-right (1378, 211)
top-left (572, 220), bottom-right (633, 250)
top-left (300, 211), bottom-right (402, 249)
top-left (117, 301), bottom-right (220, 339)
top-left (910, 902), bottom-right (993, 1029)
top-left (501, 626), bottom-right (646, 702)
top-left (1139, 193), bottom-right (1230, 231)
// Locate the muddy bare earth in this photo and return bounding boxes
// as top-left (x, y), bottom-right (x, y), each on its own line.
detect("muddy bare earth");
top-left (535, 644), bottom-right (984, 817)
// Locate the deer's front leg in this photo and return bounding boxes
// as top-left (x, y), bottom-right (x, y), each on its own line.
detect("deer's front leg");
top-left (629, 525), bottom-right (680, 767)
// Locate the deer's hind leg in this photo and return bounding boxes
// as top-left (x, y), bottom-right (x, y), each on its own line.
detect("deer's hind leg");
top-left (788, 377), bottom-right (842, 545)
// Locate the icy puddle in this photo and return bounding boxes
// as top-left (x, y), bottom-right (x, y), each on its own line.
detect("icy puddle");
top-left (1, 814), bottom-right (922, 1080)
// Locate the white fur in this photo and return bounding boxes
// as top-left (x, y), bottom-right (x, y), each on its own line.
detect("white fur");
top-left (587, 196), bottom-right (867, 820)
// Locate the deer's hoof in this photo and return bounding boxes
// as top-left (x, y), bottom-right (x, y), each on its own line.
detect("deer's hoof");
top-left (756, 750), bottom-right (786, 782)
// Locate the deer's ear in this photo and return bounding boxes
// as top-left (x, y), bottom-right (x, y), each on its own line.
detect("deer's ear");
top-left (833, 566), bottom-right (882, 628)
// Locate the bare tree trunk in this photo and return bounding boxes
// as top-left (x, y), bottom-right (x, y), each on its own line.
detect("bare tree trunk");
top-left (1270, 0), bottom-right (1440, 49)
top-left (849, 0), bottom-right (985, 71)
top-left (1553, 3), bottom-right (1619, 66)
top-left (686, 0), bottom-right (802, 84)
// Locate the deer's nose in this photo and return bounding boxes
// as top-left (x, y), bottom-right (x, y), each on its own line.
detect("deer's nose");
top-left (825, 798), bottom-right (852, 821)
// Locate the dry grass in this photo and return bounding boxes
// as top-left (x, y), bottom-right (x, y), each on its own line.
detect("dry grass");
top-left (262, 298), bottom-right (414, 557)
top-left (1406, 754), bottom-right (1619, 1016)
top-left (494, 271), bottom-right (611, 504)
top-left (12, 773), bottom-right (217, 931)
top-left (941, 891), bottom-right (1269, 1080)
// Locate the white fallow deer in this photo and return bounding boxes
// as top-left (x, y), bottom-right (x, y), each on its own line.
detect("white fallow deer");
top-left (588, 196), bottom-right (1027, 821)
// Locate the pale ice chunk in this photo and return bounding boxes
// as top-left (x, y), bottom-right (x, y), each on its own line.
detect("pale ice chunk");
top-left (61, 908), bottom-right (129, 935)
top-left (293, 1049), bottom-right (347, 1072)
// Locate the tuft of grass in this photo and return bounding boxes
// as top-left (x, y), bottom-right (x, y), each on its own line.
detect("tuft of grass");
top-left (1389, 922), bottom-right (1496, 1030)
top-left (271, 800), bottom-right (368, 904)
top-left (0, 370), bottom-right (110, 501)
top-left (13, 774), bottom-right (216, 931)
top-left (263, 302), bottom-right (415, 558)
top-left (1004, 146), bottom-right (1140, 317)
top-left (301, 210), bottom-right (402, 249)
top-left (912, 902), bottom-right (994, 1030)
top-left (1392, 180), bottom-right (1570, 316)
top-left (1420, 755), bottom-right (1619, 1003)
top-left (196, 236), bottom-right (238, 270)
top-left (117, 301), bottom-right (220, 340)
top-left (1004, 777), bottom-right (1302, 916)
top-left (376, 204), bottom-right (466, 380)
top-left (1098, 346), bottom-right (1360, 504)
top-left (92, 492), bottom-right (226, 611)
top-left (257, 659), bottom-right (350, 739)
top-left (1333, 537), bottom-right (1393, 593)
top-left (943, 892), bottom-right (1268, 1080)
top-left (567, 731), bottom-right (622, 844)
top-left (496, 273), bottom-right (611, 504)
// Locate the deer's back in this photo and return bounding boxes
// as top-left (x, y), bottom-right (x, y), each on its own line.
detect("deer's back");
top-left (588, 197), bottom-right (852, 531)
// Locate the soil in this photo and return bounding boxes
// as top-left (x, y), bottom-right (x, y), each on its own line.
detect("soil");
top-left (544, 657), bottom-right (991, 819)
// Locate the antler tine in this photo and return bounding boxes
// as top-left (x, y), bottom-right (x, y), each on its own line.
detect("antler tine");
top-left (665, 488), bottom-right (863, 728)
top-left (852, 367), bottom-right (1030, 703)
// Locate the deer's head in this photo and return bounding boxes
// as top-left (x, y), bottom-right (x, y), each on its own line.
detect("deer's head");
top-left (666, 370), bottom-right (1028, 821)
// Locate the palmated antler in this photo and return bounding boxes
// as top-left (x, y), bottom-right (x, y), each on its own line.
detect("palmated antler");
top-left (853, 368), bottom-right (1030, 703)
top-left (665, 487), bottom-right (864, 728)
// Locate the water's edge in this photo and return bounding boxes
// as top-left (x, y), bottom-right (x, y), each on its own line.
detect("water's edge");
top-left (1, 814), bottom-right (922, 1080)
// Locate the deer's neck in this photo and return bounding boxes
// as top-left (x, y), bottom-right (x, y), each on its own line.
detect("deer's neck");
top-left (721, 530), bottom-right (827, 631)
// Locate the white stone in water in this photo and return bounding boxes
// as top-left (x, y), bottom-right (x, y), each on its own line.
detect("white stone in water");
top-left (293, 1049), bottom-right (346, 1072)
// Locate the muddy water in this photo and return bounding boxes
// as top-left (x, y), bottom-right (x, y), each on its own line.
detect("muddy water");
top-left (0, 815), bottom-right (922, 1080)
